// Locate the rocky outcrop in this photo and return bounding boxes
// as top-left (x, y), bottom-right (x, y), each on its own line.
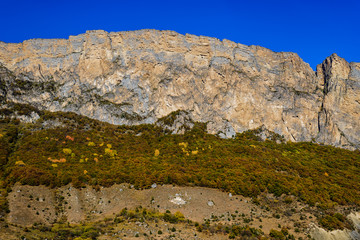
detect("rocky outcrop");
top-left (0, 30), bottom-right (359, 149)
top-left (309, 212), bottom-right (360, 240)
top-left (317, 54), bottom-right (360, 149)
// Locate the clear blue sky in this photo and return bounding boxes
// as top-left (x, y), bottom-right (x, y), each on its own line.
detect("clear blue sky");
top-left (0, 0), bottom-right (359, 69)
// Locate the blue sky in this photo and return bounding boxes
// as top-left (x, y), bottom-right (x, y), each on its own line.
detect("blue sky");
top-left (0, 0), bottom-right (359, 69)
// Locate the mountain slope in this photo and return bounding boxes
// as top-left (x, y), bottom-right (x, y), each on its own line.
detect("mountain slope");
top-left (0, 108), bottom-right (359, 239)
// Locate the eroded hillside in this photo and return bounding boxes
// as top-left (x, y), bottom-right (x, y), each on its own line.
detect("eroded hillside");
top-left (0, 107), bottom-right (359, 239)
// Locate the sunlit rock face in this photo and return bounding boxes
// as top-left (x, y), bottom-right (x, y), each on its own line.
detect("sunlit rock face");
top-left (317, 54), bottom-right (360, 149)
top-left (0, 29), bottom-right (359, 149)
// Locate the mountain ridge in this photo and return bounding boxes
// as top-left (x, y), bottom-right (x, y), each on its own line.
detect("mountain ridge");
top-left (0, 29), bottom-right (359, 149)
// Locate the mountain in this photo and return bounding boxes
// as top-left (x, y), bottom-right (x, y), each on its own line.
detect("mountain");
top-left (0, 29), bottom-right (359, 149)
top-left (0, 30), bottom-right (360, 239)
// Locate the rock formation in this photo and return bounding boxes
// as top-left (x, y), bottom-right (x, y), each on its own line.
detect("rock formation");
top-left (0, 29), bottom-right (359, 149)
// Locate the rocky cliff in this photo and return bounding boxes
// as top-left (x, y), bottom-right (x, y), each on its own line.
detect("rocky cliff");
top-left (0, 29), bottom-right (359, 149)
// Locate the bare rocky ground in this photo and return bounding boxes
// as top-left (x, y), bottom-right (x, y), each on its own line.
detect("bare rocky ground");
top-left (1, 183), bottom-right (348, 239)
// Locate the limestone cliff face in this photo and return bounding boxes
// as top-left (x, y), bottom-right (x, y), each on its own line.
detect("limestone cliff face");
top-left (317, 54), bottom-right (360, 149)
top-left (0, 30), bottom-right (359, 149)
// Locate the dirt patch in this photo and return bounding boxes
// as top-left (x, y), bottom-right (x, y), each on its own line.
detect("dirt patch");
top-left (7, 183), bottom-right (327, 239)
top-left (7, 184), bottom-right (56, 226)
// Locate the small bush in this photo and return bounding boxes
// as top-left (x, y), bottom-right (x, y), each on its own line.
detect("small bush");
top-left (269, 229), bottom-right (285, 239)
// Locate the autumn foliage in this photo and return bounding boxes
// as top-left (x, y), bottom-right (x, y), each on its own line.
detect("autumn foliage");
top-left (0, 110), bottom-right (359, 210)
